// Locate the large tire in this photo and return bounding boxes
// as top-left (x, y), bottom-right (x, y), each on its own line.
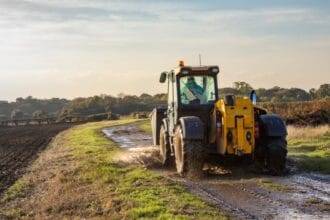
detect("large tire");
top-left (159, 125), bottom-right (172, 167)
top-left (266, 137), bottom-right (287, 175)
top-left (173, 126), bottom-right (204, 178)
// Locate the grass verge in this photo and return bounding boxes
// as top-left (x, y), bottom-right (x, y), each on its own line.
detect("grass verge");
top-left (69, 119), bottom-right (226, 219)
top-left (1, 119), bottom-right (227, 219)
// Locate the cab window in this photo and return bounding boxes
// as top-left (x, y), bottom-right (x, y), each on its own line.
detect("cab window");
top-left (179, 76), bottom-right (216, 105)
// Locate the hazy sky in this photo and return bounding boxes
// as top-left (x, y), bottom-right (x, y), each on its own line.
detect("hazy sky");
top-left (0, 0), bottom-right (329, 100)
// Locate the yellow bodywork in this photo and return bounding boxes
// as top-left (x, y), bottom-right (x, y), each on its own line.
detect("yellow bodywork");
top-left (210, 97), bottom-right (255, 156)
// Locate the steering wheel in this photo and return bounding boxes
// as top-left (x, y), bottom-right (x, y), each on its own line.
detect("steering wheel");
top-left (189, 99), bottom-right (201, 105)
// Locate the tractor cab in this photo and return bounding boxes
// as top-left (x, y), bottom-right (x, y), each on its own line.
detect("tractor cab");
top-left (159, 62), bottom-right (219, 136)
top-left (160, 63), bottom-right (219, 106)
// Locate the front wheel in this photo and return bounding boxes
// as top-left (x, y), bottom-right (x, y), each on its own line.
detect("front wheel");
top-left (173, 126), bottom-right (204, 178)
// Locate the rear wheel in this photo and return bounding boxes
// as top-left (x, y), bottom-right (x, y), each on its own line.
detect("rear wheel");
top-left (159, 125), bottom-right (172, 167)
top-left (266, 137), bottom-right (287, 175)
top-left (173, 126), bottom-right (204, 178)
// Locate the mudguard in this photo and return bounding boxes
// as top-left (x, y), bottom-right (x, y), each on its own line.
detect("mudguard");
top-left (179, 116), bottom-right (204, 140)
top-left (259, 114), bottom-right (287, 137)
top-left (151, 107), bottom-right (167, 145)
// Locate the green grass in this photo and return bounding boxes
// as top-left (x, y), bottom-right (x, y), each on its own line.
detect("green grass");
top-left (65, 119), bottom-right (227, 219)
top-left (1, 179), bottom-right (30, 202)
top-left (288, 130), bottom-right (330, 174)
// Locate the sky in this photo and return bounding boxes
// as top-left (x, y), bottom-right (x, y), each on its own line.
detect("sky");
top-left (0, 0), bottom-right (329, 101)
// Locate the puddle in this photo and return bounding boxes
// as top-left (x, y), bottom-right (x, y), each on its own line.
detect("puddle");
top-left (103, 125), bottom-right (152, 149)
top-left (278, 173), bottom-right (330, 203)
top-left (102, 125), bottom-right (159, 168)
top-left (278, 209), bottom-right (329, 220)
top-left (293, 174), bottom-right (330, 194)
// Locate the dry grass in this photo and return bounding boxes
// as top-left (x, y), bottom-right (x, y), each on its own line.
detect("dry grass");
top-left (287, 125), bottom-right (330, 174)
top-left (287, 125), bottom-right (330, 139)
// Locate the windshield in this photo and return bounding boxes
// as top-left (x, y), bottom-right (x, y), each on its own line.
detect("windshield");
top-left (179, 75), bottom-right (216, 105)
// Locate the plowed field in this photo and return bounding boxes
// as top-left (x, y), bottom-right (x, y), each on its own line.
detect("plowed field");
top-left (0, 124), bottom-right (71, 195)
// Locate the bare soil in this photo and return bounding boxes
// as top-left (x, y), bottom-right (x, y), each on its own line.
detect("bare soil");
top-left (0, 124), bottom-right (71, 195)
top-left (103, 125), bottom-right (330, 219)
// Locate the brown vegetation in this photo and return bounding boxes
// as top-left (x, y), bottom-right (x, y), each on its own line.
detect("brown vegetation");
top-left (261, 99), bottom-right (330, 125)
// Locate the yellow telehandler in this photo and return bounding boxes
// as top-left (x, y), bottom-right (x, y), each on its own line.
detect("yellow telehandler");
top-left (151, 62), bottom-right (287, 176)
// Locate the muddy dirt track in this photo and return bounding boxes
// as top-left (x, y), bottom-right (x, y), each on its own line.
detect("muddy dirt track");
top-left (0, 124), bottom-right (71, 195)
top-left (103, 125), bottom-right (330, 220)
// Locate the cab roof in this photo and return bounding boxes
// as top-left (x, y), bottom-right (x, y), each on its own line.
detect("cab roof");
top-left (174, 65), bottom-right (219, 75)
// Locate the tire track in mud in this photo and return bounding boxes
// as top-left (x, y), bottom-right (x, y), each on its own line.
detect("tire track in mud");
top-left (291, 174), bottom-right (330, 197)
top-left (170, 174), bottom-right (330, 219)
top-left (205, 180), bottom-right (290, 219)
top-left (229, 181), bottom-right (302, 218)
top-left (170, 177), bottom-right (257, 219)
top-left (103, 124), bottom-right (330, 219)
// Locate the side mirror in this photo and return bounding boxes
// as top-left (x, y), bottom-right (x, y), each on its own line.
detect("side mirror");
top-left (159, 72), bottom-right (167, 83)
top-left (250, 90), bottom-right (257, 105)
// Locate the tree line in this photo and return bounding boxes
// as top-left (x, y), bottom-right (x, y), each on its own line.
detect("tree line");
top-left (220, 82), bottom-right (329, 102)
top-left (0, 96), bottom-right (69, 121)
top-left (0, 83), bottom-right (328, 120)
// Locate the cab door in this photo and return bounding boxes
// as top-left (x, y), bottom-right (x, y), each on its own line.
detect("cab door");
top-left (167, 72), bottom-right (176, 136)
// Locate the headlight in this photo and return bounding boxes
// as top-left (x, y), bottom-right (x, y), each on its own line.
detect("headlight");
top-left (181, 70), bottom-right (189, 75)
top-left (211, 67), bottom-right (219, 74)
